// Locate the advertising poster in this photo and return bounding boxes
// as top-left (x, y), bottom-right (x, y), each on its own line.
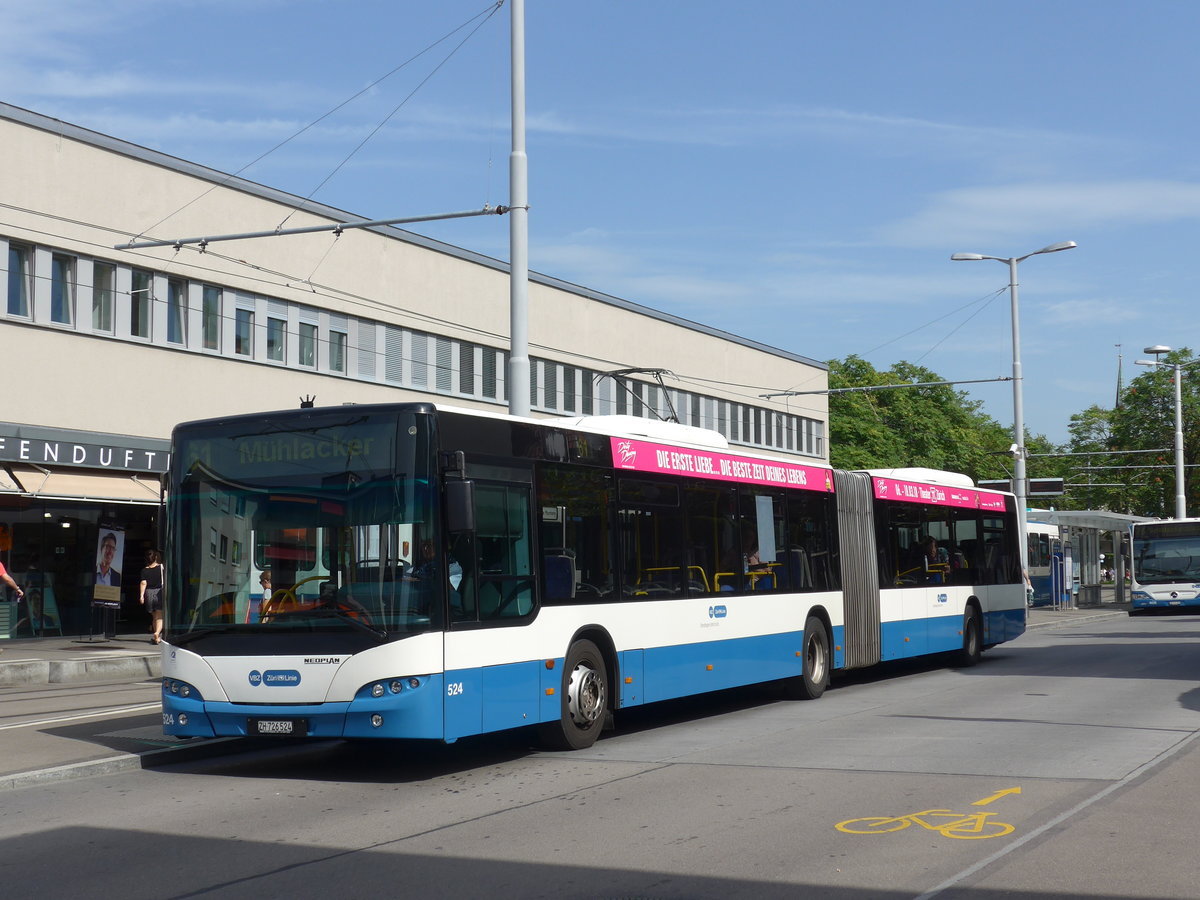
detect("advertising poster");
top-left (91, 525), bottom-right (125, 609)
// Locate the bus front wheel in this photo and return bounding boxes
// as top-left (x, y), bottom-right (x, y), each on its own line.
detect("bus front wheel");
top-left (537, 639), bottom-right (608, 751)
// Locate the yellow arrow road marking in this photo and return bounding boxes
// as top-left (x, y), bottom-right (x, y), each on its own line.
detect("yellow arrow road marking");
top-left (973, 787), bottom-right (1021, 806)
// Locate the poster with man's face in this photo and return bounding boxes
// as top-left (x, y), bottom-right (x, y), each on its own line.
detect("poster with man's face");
top-left (92, 526), bottom-right (125, 607)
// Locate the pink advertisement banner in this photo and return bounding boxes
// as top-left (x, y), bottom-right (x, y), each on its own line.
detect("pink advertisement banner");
top-left (610, 437), bottom-right (835, 493)
top-left (871, 476), bottom-right (1007, 511)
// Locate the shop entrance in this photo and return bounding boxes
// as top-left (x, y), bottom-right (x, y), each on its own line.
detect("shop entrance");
top-left (0, 495), bottom-right (159, 639)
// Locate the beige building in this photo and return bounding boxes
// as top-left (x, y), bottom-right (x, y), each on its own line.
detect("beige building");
top-left (0, 101), bottom-right (828, 638)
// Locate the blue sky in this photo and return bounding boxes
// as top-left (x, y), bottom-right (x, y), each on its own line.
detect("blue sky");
top-left (5, 1), bottom-right (1195, 443)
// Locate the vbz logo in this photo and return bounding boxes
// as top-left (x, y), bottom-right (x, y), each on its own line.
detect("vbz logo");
top-left (248, 670), bottom-right (263, 686)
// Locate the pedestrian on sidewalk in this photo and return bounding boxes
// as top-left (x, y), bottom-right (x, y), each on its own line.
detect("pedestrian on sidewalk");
top-left (140, 549), bottom-right (165, 644)
top-left (0, 558), bottom-right (22, 651)
top-left (0, 557), bottom-right (23, 601)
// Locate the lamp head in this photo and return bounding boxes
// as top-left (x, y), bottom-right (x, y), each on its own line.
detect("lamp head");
top-left (1143, 345), bottom-right (1171, 356)
top-left (1035, 241), bottom-right (1077, 254)
top-left (950, 253), bottom-right (986, 261)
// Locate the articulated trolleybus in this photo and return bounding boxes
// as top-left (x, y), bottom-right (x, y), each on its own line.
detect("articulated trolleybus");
top-left (161, 403), bottom-right (1025, 749)
top-left (1129, 518), bottom-right (1200, 614)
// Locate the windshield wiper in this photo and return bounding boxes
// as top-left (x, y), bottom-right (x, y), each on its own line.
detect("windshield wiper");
top-left (170, 626), bottom-right (247, 647)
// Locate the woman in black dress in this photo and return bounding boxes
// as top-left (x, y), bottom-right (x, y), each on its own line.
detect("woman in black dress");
top-left (139, 549), bottom-right (165, 644)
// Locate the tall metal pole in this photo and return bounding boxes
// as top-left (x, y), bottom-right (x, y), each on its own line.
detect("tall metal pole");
top-left (1173, 363), bottom-right (1186, 518)
top-left (507, 0), bottom-right (530, 417)
top-left (952, 241), bottom-right (1075, 573)
top-left (1008, 256), bottom-right (1029, 571)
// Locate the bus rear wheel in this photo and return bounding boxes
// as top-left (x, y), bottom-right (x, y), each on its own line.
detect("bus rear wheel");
top-left (785, 616), bottom-right (829, 700)
top-left (955, 607), bottom-right (982, 667)
top-left (537, 639), bottom-right (608, 750)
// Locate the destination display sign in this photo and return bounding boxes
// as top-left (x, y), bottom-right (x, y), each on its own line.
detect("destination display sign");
top-left (872, 476), bottom-right (1007, 511)
top-left (610, 437), bottom-right (834, 493)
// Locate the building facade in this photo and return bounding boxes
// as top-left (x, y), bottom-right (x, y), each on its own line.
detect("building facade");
top-left (0, 102), bottom-right (828, 639)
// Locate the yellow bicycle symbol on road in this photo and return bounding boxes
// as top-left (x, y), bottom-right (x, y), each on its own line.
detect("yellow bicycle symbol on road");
top-left (836, 788), bottom-right (1020, 841)
top-left (837, 809), bottom-right (1014, 840)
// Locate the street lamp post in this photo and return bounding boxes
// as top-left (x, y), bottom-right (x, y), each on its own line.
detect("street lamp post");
top-left (1135, 345), bottom-right (1199, 519)
top-left (951, 241), bottom-right (1077, 571)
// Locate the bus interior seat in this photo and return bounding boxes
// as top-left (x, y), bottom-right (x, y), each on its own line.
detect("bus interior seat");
top-left (544, 554), bottom-right (576, 600)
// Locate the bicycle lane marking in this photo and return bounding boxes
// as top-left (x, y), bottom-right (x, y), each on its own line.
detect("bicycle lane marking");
top-left (835, 789), bottom-right (1021, 840)
top-left (911, 729), bottom-right (1200, 900)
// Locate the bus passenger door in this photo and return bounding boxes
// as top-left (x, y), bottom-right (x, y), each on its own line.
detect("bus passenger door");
top-left (445, 475), bottom-right (540, 740)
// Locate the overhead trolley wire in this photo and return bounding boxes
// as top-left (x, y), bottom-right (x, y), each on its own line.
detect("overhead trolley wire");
top-left (130, 1), bottom-right (505, 245)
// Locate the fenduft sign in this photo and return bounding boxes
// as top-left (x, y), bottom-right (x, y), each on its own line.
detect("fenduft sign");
top-left (0, 424), bottom-right (170, 474)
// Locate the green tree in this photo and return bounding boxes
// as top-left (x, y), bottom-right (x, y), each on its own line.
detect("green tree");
top-left (826, 355), bottom-right (1036, 483)
top-left (1061, 405), bottom-right (1121, 511)
top-left (1108, 348), bottom-right (1200, 517)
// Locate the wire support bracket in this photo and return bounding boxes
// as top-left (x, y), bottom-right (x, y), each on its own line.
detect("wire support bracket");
top-left (115, 205), bottom-right (507, 251)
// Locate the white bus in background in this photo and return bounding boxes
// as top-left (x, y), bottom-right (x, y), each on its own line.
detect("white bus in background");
top-left (1026, 520), bottom-right (1062, 607)
top-left (1129, 519), bottom-right (1200, 615)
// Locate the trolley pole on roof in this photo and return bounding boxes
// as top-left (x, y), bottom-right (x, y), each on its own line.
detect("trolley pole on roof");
top-left (507, 0), bottom-right (530, 417)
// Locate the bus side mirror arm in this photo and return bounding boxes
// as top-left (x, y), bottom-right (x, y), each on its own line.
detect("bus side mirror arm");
top-left (446, 480), bottom-right (476, 534)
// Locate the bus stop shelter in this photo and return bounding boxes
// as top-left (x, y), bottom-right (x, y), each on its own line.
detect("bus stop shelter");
top-left (1034, 509), bottom-right (1152, 606)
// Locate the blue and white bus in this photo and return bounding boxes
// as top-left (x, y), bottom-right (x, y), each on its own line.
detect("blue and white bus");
top-left (161, 403), bottom-right (1025, 749)
top-left (1129, 519), bottom-right (1200, 614)
top-left (1026, 520), bottom-right (1062, 607)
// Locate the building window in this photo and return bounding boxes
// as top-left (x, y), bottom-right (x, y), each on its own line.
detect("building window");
top-left (202, 285), bottom-right (221, 350)
top-left (167, 278), bottom-right (186, 344)
top-left (330, 330), bottom-right (347, 373)
top-left (482, 348), bottom-right (498, 399)
top-left (7, 243), bottom-right (32, 317)
top-left (299, 322), bottom-right (316, 367)
top-left (267, 317), bottom-right (286, 362)
top-left (384, 326), bottom-right (403, 383)
top-left (436, 337), bottom-right (452, 392)
top-left (411, 332), bottom-right (427, 386)
top-left (563, 366), bottom-right (576, 413)
top-left (459, 342), bottom-right (475, 394)
top-left (235, 308), bottom-right (254, 356)
top-left (50, 254), bottom-right (75, 325)
top-left (544, 363), bottom-right (558, 411)
top-left (93, 262), bottom-right (114, 332)
top-left (131, 269), bottom-right (152, 338)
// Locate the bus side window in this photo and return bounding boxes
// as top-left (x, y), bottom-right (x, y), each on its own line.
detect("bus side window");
top-left (536, 466), bottom-right (615, 602)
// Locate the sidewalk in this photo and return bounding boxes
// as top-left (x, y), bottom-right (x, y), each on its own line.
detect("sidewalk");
top-left (0, 632), bottom-right (161, 687)
top-left (1026, 601), bottom-right (1129, 629)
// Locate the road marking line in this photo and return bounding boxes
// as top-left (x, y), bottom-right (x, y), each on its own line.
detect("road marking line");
top-left (0, 703), bottom-right (161, 730)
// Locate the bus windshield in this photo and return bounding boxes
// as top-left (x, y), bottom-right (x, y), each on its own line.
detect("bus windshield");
top-left (167, 408), bottom-right (439, 641)
top-left (1132, 522), bottom-right (1200, 585)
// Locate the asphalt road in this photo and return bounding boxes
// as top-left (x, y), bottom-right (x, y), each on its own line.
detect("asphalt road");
top-left (3, 612), bottom-right (1199, 899)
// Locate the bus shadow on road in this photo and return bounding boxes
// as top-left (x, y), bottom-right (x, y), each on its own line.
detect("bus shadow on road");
top-left (156, 684), bottom-right (790, 785)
